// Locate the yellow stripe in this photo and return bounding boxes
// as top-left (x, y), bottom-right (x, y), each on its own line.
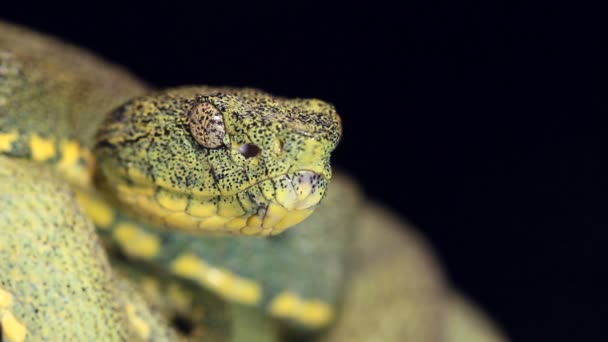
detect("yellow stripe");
top-left (30, 134), bottom-right (56, 161)
top-left (57, 140), bottom-right (81, 169)
top-left (0, 287), bottom-right (27, 342)
top-left (0, 131), bottom-right (19, 152)
top-left (126, 303), bottom-right (151, 340)
top-left (1, 310), bottom-right (27, 342)
top-left (171, 254), bottom-right (262, 305)
top-left (56, 140), bottom-right (94, 187)
top-left (0, 288), bottom-right (13, 309)
top-left (269, 291), bottom-right (333, 328)
top-left (113, 223), bottom-right (161, 260)
top-left (75, 190), bottom-right (115, 228)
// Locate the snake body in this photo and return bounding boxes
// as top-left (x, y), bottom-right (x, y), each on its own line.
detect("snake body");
top-left (0, 21), bottom-right (506, 341)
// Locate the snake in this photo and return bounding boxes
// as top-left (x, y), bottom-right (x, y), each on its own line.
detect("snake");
top-left (0, 21), bottom-right (507, 341)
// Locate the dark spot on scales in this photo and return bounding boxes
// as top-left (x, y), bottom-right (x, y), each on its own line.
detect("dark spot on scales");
top-left (171, 314), bottom-right (195, 335)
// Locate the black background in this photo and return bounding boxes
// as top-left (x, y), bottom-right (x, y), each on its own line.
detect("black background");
top-left (2, 3), bottom-right (605, 341)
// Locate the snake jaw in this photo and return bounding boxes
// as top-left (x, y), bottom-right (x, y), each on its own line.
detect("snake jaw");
top-left (105, 170), bottom-right (328, 236)
top-left (256, 170), bottom-right (328, 234)
top-left (274, 171), bottom-right (327, 210)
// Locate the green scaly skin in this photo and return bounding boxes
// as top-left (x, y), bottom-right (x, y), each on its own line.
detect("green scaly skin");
top-left (94, 86), bottom-right (339, 235)
top-left (0, 21), bottom-right (507, 341)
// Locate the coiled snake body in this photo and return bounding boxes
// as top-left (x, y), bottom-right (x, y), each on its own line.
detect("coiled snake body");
top-left (0, 21), bottom-right (506, 341)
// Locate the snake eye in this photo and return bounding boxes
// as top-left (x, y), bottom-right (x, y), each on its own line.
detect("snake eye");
top-left (188, 101), bottom-right (226, 148)
top-left (238, 143), bottom-right (261, 158)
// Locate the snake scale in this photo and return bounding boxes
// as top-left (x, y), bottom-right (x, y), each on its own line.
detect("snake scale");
top-left (0, 21), bottom-right (507, 341)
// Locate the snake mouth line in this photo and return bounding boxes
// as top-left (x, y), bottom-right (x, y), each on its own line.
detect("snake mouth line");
top-left (115, 170), bottom-right (328, 236)
top-left (249, 170), bottom-right (328, 234)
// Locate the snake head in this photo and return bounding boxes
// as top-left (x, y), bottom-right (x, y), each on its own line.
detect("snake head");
top-left (94, 87), bottom-right (341, 236)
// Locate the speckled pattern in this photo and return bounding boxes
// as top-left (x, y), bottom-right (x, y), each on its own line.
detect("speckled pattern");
top-left (0, 157), bottom-right (178, 341)
top-left (0, 21), bottom-right (146, 150)
top-left (0, 20), bottom-right (508, 341)
top-left (97, 172), bottom-right (358, 331)
top-left (95, 87), bottom-right (340, 235)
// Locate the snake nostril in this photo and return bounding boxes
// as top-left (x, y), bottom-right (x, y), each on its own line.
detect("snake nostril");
top-left (238, 143), bottom-right (261, 158)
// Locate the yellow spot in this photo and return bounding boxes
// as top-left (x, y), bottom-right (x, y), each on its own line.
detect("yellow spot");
top-left (57, 141), bottom-right (93, 187)
top-left (171, 254), bottom-right (261, 305)
top-left (0, 288), bottom-right (13, 308)
top-left (76, 190), bottom-right (115, 228)
top-left (300, 300), bottom-right (333, 327)
top-left (1, 311), bottom-right (27, 342)
top-left (126, 303), bottom-right (151, 340)
top-left (228, 278), bottom-right (262, 304)
top-left (205, 267), bottom-right (262, 304)
top-left (0, 131), bottom-right (18, 152)
top-left (205, 268), bottom-right (233, 292)
top-left (273, 209), bottom-right (314, 233)
top-left (187, 200), bottom-right (217, 218)
top-left (114, 223), bottom-right (161, 259)
top-left (57, 140), bottom-right (81, 169)
top-left (156, 190), bottom-right (189, 211)
top-left (269, 291), bottom-right (333, 328)
top-left (269, 292), bottom-right (299, 316)
top-left (30, 134), bottom-right (56, 161)
top-left (171, 254), bottom-right (210, 279)
top-left (262, 203), bottom-right (288, 229)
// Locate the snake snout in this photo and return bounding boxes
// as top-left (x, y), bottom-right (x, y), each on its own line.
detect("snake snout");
top-left (280, 170), bottom-right (327, 211)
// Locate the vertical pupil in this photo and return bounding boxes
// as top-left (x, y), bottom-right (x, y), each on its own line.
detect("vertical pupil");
top-left (239, 143), bottom-right (261, 158)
